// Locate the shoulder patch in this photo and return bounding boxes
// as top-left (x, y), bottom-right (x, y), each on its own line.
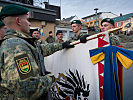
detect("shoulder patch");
top-left (14, 54), bottom-right (33, 80)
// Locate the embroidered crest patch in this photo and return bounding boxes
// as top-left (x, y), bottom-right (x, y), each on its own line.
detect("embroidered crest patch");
top-left (14, 54), bottom-right (33, 80)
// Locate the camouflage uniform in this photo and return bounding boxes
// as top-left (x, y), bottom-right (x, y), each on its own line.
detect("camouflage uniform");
top-left (55, 40), bottom-right (64, 43)
top-left (110, 33), bottom-right (120, 46)
top-left (38, 39), bottom-right (47, 44)
top-left (69, 32), bottom-right (87, 42)
top-left (46, 36), bottom-right (55, 43)
top-left (0, 29), bottom-right (63, 100)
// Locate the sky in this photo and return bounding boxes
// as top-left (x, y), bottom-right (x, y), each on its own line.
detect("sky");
top-left (47, 0), bottom-right (133, 19)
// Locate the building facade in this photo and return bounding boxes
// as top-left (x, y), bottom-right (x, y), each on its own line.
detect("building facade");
top-left (112, 13), bottom-right (133, 28)
top-left (0, 0), bottom-right (57, 40)
top-left (82, 12), bottom-right (118, 29)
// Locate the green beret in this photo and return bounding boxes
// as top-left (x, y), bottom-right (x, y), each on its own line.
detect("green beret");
top-left (56, 30), bottom-right (62, 36)
top-left (0, 20), bottom-right (5, 28)
top-left (71, 20), bottom-right (82, 25)
top-left (0, 4), bottom-right (29, 18)
top-left (101, 18), bottom-right (114, 26)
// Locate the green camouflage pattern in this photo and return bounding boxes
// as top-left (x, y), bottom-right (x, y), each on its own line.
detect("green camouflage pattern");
top-left (110, 33), bottom-right (120, 46)
top-left (46, 36), bottom-right (55, 43)
top-left (117, 34), bottom-right (133, 43)
top-left (69, 32), bottom-right (87, 42)
top-left (38, 39), bottom-right (47, 44)
top-left (0, 29), bottom-right (63, 100)
top-left (55, 40), bottom-right (64, 43)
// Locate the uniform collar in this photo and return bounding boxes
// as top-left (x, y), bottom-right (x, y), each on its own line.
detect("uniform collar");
top-left (4, 29), bottom-right (32, 39)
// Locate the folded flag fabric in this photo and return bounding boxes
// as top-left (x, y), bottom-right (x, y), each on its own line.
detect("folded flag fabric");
top-left (89, 45), bottom-right (133, 100)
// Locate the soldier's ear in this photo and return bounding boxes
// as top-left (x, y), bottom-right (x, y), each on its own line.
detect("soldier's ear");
top-left (16, 17), bottom-right (21, 26)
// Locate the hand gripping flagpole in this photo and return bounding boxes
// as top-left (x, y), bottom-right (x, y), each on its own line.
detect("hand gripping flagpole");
top-left (70, 31), bottom-right (110, 46)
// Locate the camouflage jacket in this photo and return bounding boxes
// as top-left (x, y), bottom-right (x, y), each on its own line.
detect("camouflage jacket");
top-left (38, 39), bottom-right (47, 44)
top-left (69, 32), bottom-right (87, 42)
top-left (46, 36), bottom-right (55, 43)
top-left (55, 39), bottom-right (64, 43)
top-left (110, 34), bottom-right (120, 46)
top-left (0, 29), bottom-right (63, 100)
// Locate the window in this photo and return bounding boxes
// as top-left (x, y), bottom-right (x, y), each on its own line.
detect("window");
top-left (84, 19), bottom-right (87, 22)
top-left (90, 22), bottom-right (93, 25)
top-left (97, 21), bottom-right (99, 25)
top-left (94, 21), bottom-right (99, 25)
top-left (68, 31), bottom-right (75, 39)
top-left (62, 31), bottom-right (67, 40)
top-left (117, 22), bottom-right (121, 27)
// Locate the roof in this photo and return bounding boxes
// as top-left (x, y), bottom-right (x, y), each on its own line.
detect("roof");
top-left (82, 12), bottom-right (102, 19)
top-left (82, 12), bottom-right (117, 19)
top-left (63, 16), bottom-right (75, 21)
top-left (112, 13), bottom-right (133, 22)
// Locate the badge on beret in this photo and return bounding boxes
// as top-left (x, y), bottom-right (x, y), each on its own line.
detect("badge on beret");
top-left (14, 54), bottom-right (33, 80)
top-left (73, 20), bottom-right (76, 23)
top-left (107, 19), bottom-right (110, 21)
top-left (71, 20), bottom-right (82, 25)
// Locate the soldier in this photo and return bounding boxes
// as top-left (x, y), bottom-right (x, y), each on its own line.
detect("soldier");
top-left (31, 28), bottom-right (46, 44)
top-left (101, 18), bottom-right (120, 45)
top-left (46, 31), bottom-right (55, 43)
top-left (0, 4), bottom-right (73, 100)
top-left (0, 20), bottom-right (6, 40)
top-left (55, 30), bottom-right (64, 43)
top-left (70, 20), bottom-right (89, 43)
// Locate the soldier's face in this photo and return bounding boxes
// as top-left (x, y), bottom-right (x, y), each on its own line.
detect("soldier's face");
top-left (19, 14), bottom-right (31, 34)
top-left (56, 33), bottom-right (63, 40)
top-left (101, 22), bottom-right (114, 32)
top-left (72, 24), bottom-right (81, 33)
top-left (32, 31), bottom-right (40, 39)
top-left (49, 33), bottom-right (53, 36)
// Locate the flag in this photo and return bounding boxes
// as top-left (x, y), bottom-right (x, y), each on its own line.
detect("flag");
top-left (89, 45), bottom-right (133, 100)
top-left (44, 31), bottom-right (110, 99)
top-left (39, 27), bottom-right (44, 36)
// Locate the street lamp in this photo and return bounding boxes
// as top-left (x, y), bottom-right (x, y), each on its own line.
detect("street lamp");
top-left (94, 8), bottom-right (99, 33)
top-left (60, 0), bottom-right (61, 20)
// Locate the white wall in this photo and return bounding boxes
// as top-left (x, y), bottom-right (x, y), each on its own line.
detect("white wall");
top-left (101, 12), bottom-right (118, 19)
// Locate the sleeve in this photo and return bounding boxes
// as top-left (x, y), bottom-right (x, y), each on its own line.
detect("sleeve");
top-left (0, 38), bottom-right (53, 99)
top-left (41, 42), bottom-right (63, 57)
top-left (45, 37), bottom-right (49, 43)
top-left (89, 47), bottom-right (105, 64)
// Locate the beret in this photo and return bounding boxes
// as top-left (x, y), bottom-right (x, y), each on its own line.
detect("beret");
top-left (31, 28), bottom-right (39, 34)
top-left (101, 18), bottom-right (114, 26)
top-left (49, 31), bottom-right (52, 34)
top-left (56, 30), bottom-right (63, 36)
top-left (71, 20), bottom-right (82, 25)
top-left (0, 20), bottom-right (5, 28)
top-left (0, 4), bottom-right (29, 18)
